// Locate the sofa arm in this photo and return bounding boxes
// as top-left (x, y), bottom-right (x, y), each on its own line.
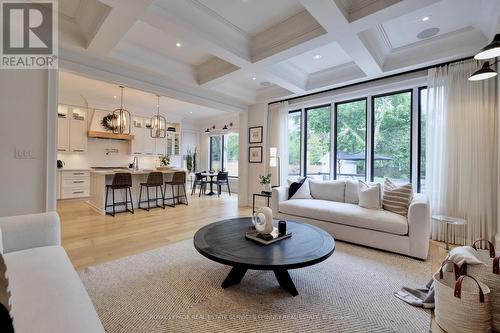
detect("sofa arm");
top-left (407, 194), bottom-right (431, 259)
top-left (271, 186), bottom-right (289, 218)
top-left (0, 212), bottom-right (61, 254)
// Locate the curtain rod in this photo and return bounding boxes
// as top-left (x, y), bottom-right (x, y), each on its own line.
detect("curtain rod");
top-left (268, 56), bottom-right (474, 106)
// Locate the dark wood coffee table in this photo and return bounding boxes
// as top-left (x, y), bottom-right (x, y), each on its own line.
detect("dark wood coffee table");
top-left (193, 218), bottom-right (335, 296)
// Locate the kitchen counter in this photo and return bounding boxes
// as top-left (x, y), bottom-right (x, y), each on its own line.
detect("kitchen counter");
top-left (57, 168), bottom-right (90, 172)
top-left (87, 168), bottom-right (188, 214)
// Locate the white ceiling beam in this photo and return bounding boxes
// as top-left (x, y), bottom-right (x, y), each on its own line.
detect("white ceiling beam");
top-left (299, 0), bottom-right (383, 76)
top-left (86, 0), bottom-right (154, 55)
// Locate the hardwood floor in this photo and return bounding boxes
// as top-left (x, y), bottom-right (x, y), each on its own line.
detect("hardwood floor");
top-left (58, 194), bottom-right (252, 270)
top-left (59, 194), bottom-right (448, 331)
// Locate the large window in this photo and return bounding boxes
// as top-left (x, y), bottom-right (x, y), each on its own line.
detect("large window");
top-left (287, 111), bottom-right (302, 178)
top-left (209, 133), bottom-right (239, 177)
top-left (306, 105), bottom-right (331, 180)
top-left (418, 87), bottom-right (427, 192)
top-left (335, 99), bottom-right (367, 180)
top-left (372, 91), bottom-right (412, 184)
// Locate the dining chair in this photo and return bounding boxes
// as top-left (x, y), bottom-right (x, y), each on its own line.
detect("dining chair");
top-left (216, 171), bottom-right (231, 197)
top-left (191, 172), bottom-right (208, 197)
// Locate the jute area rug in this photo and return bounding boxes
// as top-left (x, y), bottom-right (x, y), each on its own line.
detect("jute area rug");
top-left (79, 239), bottom-right (431, 333)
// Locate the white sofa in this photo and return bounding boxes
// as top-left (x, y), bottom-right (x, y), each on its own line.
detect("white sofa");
top-left (0, 212), bottom-right (105, 333)
top-left (271, 180), bottom-right (431, 259)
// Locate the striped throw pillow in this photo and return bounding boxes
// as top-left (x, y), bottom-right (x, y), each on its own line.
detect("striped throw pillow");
top-left (382, 179), bottom-right (413, 216)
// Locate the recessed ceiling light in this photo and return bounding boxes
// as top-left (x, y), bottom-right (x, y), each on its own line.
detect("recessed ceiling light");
top-left (313, 54), bottom-right (322, 60)
top-left (113, 95), bottom-right (117, 99)
top-left (190, 111), bottom-right (193, 114)
top-left (176, 42), bottom-right (182, 48)
top-left (252, 77), bottom-right (256, 81)
top-left (422, 16), bottom-right (430, 22)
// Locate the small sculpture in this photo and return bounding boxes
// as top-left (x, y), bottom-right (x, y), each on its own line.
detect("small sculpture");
top-left (252, 207), bottom-right (274, 235)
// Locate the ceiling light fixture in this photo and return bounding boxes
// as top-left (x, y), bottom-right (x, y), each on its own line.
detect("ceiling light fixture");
top-left (422, 16), bottom-right (429, 22)
top-left (474, 34), bottom-right (500, 60)
top-left (468, 61), bottom-right (498, 81)
top-left (313, 54), bottom-right (322, 60)
top-left (150, 95), bottom-right (167, 138)
top-left (112, 86), bottom-right (131, 135)
top-left (205, 128), bottom-right (210, 133)
top-left (252, 76), bottom-right (256, 81)
top-left (176, 42), bottom-right (182, 48)
top-left (222, 125), bottom-right (228, 130)
top-left (113, 95), bottom-right (117, 99)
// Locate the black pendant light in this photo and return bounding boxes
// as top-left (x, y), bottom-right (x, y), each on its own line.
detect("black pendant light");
top-left (475, 34), bottom-right (500, 60)
top-left (469, 61), bottom-right (498, 81)
top-left (150, 95), bottom-right (166, 138)
top-left (112, 86), bottom-right (131, 134)
top-left (205, 128), bottom-right (210, 133)
top-left (222, 124), bottom-right (228, 130)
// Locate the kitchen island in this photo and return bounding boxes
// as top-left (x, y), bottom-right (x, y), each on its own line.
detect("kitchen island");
top-left (88, 168), bottom-right (187, 214)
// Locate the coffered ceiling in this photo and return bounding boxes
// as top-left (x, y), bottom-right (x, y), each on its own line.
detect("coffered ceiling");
top-left (57, 0), bottom-right (500, 114)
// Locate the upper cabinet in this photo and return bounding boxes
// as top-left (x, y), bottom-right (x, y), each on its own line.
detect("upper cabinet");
top-left (58, 105), bottom-right (87, 153)
top-left (130, 117), bottom-right (145, 155)
top-left (143, 119), bottom-right (156, 156)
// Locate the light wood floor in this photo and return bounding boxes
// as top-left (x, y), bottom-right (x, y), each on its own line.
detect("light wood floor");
top-left (58, 194), bottom-right (447, 332)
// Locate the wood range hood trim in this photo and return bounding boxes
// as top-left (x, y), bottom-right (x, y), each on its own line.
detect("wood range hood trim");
top-left (87, 131), bottom-right (135, 141)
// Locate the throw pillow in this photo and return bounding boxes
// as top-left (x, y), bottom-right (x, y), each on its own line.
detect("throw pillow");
top-left (290, 179), bottom-right (312, 200)
top-left (345, 179), bottom-right (359, 204)
top-left (288, 177), bottom-right (305, 199)
top-left (358, 181), bottom-right (381, 209)
top-left (0, 254), bottom-right (13, 333)
top-left (309, 180), bottom-right (345, 202)
top-left (382, 178), bottom-right (413, 216)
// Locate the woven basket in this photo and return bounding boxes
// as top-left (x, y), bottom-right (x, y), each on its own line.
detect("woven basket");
top-left (463, 239), bottom-right (500, 331)
top-left (434, 260), bottom-right (492, 333)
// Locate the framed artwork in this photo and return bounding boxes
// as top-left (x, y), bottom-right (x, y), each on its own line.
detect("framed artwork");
top-left (249, 126), bottom-right (263, 144)
top-left (249, 146), bottom-right (263, 163)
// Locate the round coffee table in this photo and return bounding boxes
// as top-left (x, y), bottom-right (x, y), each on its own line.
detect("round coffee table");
top-left (193, 217), bottom-right (335, 296)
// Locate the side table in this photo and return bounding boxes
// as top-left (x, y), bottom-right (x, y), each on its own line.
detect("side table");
top-left (252, 192), bottom-right (271, 214)
top-left (432, 215), bottom-right (467, 250)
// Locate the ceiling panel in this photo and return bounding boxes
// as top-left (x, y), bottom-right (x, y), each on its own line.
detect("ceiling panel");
top-left (287, 42), bottom-right (352, 74)
top-left (196, 0), bottom-right (304, 35)
top-left (382, 0), bottom-right (480, 49)
top-left (123, 21), bottom-right (213, 67)
top-left (58, 71), bottom-right (227, 120)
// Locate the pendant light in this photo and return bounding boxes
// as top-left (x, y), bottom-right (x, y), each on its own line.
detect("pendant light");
top-left (468, 61), bottom-right (498, 81)
top-left (112, 86), bottom-right (131, 134)
top-left (151, 95), bottom-right (166, 138)
top-left (474, 34), bottom-right (500, 60)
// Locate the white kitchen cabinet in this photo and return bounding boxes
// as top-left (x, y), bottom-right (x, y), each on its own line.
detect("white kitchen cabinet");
top-left (143, 120), bottom-right (156, 156)
top-left (155, 138), bottom-right (166, 155)
top-left (174, 132), bottom-right (181, 156)
top-left (131, 117), bottom-right (145, 155)
top-left (69, 108), bottom-right (87, 153)
top-left (57, 105), bottom-right (87, 153)
top-left (60, 171), bottom-right (90, 199)
top-left (57, 105), bottom-right (70, 152)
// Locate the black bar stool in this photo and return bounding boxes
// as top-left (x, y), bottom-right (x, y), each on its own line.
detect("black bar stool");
top-left (105, 173), bottom-right (134, 216)
top-left (138, 172), bottom-right (165, 211)
top-left (164, 171), bottom-right (188, 207)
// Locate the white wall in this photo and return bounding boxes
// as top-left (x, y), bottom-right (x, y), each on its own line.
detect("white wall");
top-left (0, 70), bottom-right (51, 216)
top-left (247, 103), bottom-right (268, 201)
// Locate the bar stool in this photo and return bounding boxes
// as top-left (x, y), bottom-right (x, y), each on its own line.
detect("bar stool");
top-left (105, 173), bottom-right (134, 216)
top-left (138, 172), bottom-right (165, 211)
top-left (164, 171), bottom-right (188, 207)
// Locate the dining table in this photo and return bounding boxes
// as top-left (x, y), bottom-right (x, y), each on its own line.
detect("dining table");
top-left (201, 172), bottom-right (218, 196)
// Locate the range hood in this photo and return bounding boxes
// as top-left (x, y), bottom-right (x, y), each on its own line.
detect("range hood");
top-left (88, 109), bottom-right (134, 140)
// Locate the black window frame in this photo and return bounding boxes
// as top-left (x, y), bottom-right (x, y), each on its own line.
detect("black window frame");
top-left (370, 89), bottom-right (413, 183)
top-left (304, 104), bottom-right (332, 179)
top-left (287, 109), bottom-right (303, 177)
top-left (417, 86), bottom-right (428, 193)
top-left (209, 134), bottom-right (239, 178)
top-left (334, 97), bottom-right (368, 181)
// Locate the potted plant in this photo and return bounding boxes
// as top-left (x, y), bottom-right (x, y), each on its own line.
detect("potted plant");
top-left (259, 174), bottom-right (272, 193)
top-left (157, 154), bottom-right (170, 170)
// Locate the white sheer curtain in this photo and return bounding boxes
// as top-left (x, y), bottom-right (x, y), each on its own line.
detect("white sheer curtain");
top-left (267, 101), bottom-right (289, 187)
top-left (426, 59), bottom-right (497, 245)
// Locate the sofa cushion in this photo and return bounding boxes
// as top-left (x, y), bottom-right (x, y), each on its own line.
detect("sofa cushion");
top-left (382, 179), bottom-right (412, 216)
top-left (4, 246), bottom-right (104, 333)
top-left (358, 181), bottom-right (381, 209)
top-left (279, 199), bottom-right (408, 235)
top-left (309, 180), bottom-right (345, 202)
top-left (345, 180), bottom-right (359, 204)
top-left (290, 178), bottom-right (312, 199)
top-left (288, 177), bottom-right (305, 199)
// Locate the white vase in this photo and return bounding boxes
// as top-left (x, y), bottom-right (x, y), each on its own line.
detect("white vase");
top-left (263, 183), bottom-right (271, 192)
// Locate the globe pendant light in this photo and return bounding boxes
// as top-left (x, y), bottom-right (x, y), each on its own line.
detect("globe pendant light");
top-left (474, 34), bottom-right (500, 60)
top-left (468, 61), bottom-right (498, 81)
top-left (112, 86), bottom-right (131, 134)
top-left (151, 95), bottom-right (166, 138)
